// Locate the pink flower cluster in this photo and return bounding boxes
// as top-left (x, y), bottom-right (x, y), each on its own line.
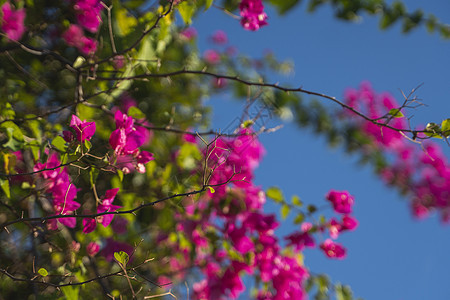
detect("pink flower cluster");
top-left (34, 152), bottom-right (80, 230)
top-left (157, 128), bottom-right (310, 299)
top-left (1, 1), bottom-right (26, 41)
top-left (62, 24), bottom-right (97, 55)
top-left (109, 110), bottom-right (154, 174)
top-left (239, 0), bottom-right (268, 31)
top-left (62, 0), bottom-right (103, 55)
top-left (73, 0), bottom-right (103, 33)
top-left (326, 190), bottom-right (354, 214)
top-left (344, 83), bottom-right (450, 222)
top-left (285, 191), bottom-right (358, 260)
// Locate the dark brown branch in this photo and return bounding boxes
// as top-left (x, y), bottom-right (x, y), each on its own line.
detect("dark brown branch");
top-left (90, 69), bottom-right (427, 136)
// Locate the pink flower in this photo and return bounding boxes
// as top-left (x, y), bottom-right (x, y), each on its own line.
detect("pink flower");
top-left (326, 190), bottom-right (355, 214)
top-left (180, 27), bottom-right (197, 41)
top-left (63, 115), bottom-right (96, 142)
top-left (80, 36), bottom-right (97, 55)
top-left (227, 223), bottom-right (254, 254)
top-left (71, 241), bottom-right (81, 252)
top-left (1, 2), bottom-right (26, 41)
top-left (328, 218), bottom-right (341, 239)
top-left (97, 188), bottom-right (121, 227)
top-left (82, 188), bottom-right (121, 234)
top-left (211, 30), bottom-right (228, 44)
top-left (82, 217), bottom-right (96, 234)
top-left (74, 0), bottom-right (103, 33)
top-left (109, 110), bottom-right (154, 173)
top-left (204, 49), bottom-right (220, 64)
top-left (285, 230), bottom-right (315, 251)
top-left (62, 25), bottom-right (97, 55)
top-left (34, 152), bottom-right (80, 230)
top-left (112, 55), bottom-right (126, 69)
top-left (62, 24), bottom-right (84, 47)
top-left (341, 215), bottom-right (359, 231)
top-left (244, 212), bottom-right (278, 233)
top-left (86, 242), bottom-right (100, 256)
top-left (320, 239), bottom-right (346, 259)
top-left (112, 217), bottom-right (128, 234)
top-left (239, 0), bottom-right (268, 31)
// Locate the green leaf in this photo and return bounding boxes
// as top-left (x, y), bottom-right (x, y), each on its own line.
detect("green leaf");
top-left (114, 6), bottom-right (138, 36)
top-left (307, 204), bottom-right (317, 214)
top-left (117, 169), bottom-right (124, 182)
top-left (61, 285), bottom-right (79, 300)
top-left (73, 56), bottom-right (86, 68)
top-left (0, 178), bottom-right (10, 199)
top-left (441, 118), bottom-right (450, 137)
top-left (128, 106), bottom-right (146, 119)
top-left (38, 268), bottom-right (48, 277)
top-left (291, 195), bottom-right (302, 207)
top-left (114, 251), bottom-right (129, 266)
top-left (205, 0), bottom-right (213, 10)
top-left (84, 140), bottom-right (92, 151)
top-left (1, 122), bottom-right (24, 151)
top-left (293, 213), bottom-right (304, 224)
top-left (281, 204), bottom-right (290, 220)
top-left (51, 136), bottom-right (68, 152)
top-left (207, 186), bottom-right (215, 194)
top-left (425, 122), bottom-right (442, 139)
top-left (178, 1), bottom-right (196, 25)
top-left (89, 168), bottom-right (100, 186)
top-left (266, 186), bottom-right (284, 203)
top-left (317, 274), bottom-right (330, 293)
top-left (335, 283), bottom-right (353, 300)
top-left (268, 0), bottom-right (301, 15)
top-left (388, 108), bottom-right (404, 118)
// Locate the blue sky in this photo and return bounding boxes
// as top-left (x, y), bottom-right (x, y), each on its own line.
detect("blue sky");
top-left (192, 1), bottom-right (450, 299)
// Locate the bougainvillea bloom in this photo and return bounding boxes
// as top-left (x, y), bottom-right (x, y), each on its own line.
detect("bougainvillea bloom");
top-left (34, 152), bottom-right (80, 230)
top-left (285, 222), bottom-right (315, 251)
top-left (109, 110), bottom-right (154, 173)
top-left (83, 188), bottom-right (121, 233)
top-left (97, 188), bottom-right (121, 227)
top-left (63, 115), bottom-right (96, 142)
top-left (320, 239), bottom-right (346, 259)
top-left (73, 0), bottom-right (103, 33)
top-left (86, 242), bottom-right (100, 256)
top-left (204, 49), bottom-right (221, 64)
top-left (62, 25), bottom-right (97, 55)
top-left (1, 2), bottom-right (26, 41)
top-left (211, 30), bottom-right (228, 44)
top-left (344, 83), bottom-right (450, 222)
top-left (326, 190), bottom-right (355, 214)
top-left (239, 0), bottom-right (268, 31)
top-left (341, 215), bottom-right (359, 231)
top-left (180, 27), bottom-right (197, 41)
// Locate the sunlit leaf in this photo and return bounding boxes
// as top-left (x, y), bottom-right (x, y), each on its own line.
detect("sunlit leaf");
top-left (114, 251), bottom-right (129, 266)
top-left (266, 186), bottom-right (284, 203)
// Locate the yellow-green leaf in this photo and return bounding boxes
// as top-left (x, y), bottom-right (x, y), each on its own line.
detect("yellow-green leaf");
top-left (114, 251), bottom-right (129, 266)
top-left (388, 108), bottom-right (404, 118)
top-left (0, 178), bottom-right (10, 199)
top-left (441, 118), bottom-right (450, 137)
top-left (178, 1), bottom-right (196, 25)
top-left (266, 186), bottom-right (284, 203)
top-left (205, 0), bottom-right (213, 10)
top-left (281, 204), bottom-right (290, 220)
top-left (38, 268), bottom-right (48, 277)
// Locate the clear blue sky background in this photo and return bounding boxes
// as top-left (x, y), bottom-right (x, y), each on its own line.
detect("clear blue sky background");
top-left (191, 1), bottom-right (450, 299)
